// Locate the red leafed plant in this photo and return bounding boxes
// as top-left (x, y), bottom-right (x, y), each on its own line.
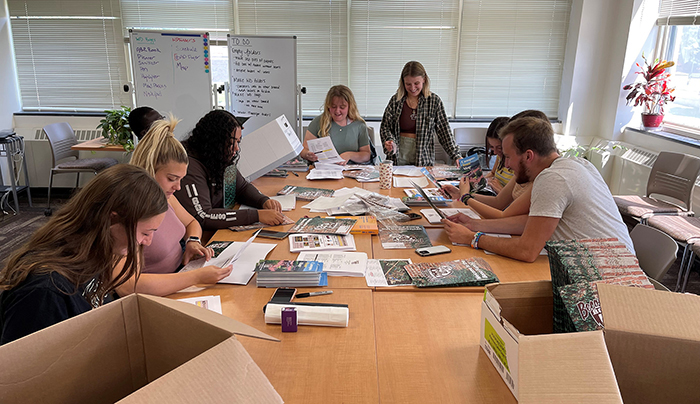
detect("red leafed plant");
top-left (623, 54), bottom-right (676, 115)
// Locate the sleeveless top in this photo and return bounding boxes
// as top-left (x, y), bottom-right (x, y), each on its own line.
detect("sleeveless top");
top-left (492, 155), bottom-right (514, 187)
top-left (399, 100), bottom-right (417, 133)
top-left (142, 204), bottom-right (186, 274)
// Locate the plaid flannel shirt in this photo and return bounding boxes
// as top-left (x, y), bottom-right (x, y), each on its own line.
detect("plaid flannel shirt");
top-left (380, 92), bottom-right (460, 166)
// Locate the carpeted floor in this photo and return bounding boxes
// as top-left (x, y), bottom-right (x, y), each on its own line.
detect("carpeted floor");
top-left (2, 192), bottom-right (700, 294)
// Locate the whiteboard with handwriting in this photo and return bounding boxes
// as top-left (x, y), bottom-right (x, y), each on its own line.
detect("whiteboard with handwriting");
top-left (129, 30), bottom-right (212, 139)
top-left (228, 35), bottom-right (298, 137)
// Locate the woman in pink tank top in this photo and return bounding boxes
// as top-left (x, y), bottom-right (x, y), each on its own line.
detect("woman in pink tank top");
top-left (112, 114), bottom-right (233, 297)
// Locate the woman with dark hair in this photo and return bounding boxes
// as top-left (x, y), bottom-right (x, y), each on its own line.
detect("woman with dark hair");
top-left (482, 116), bottom-right (512, 194)
top-left (175, 110), bottom-right (284, 240)
top-left (120, 115), bottom-right (233, 297)
top-left (0, 164), bottom-right (168, 344)
top-left (380, 61), bottom-right (460, 166)
top-left (128, 106), bottom-right (164, 140)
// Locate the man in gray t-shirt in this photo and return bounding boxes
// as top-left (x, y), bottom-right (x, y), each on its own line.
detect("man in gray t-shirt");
top-left (443, 116), bottom-right (633, 262)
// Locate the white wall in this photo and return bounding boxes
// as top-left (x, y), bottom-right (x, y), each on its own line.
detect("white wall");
top-left (0, 0), bottom-right (20, 129)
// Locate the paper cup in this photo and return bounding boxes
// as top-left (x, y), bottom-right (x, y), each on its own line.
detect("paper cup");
top-left (379, 161), bottom-right (393, 190)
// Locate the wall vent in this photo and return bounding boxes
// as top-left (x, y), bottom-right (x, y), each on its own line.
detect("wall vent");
top-left (34, 129), bottom-right (104, 142)
top-left (619, 147), bottom-right (657, 168)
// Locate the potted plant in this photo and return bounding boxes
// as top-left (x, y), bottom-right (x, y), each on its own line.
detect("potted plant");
top-left (97, 106), bottom-right (134, 151)
top-left (623, 54), bottom-right (675, 130)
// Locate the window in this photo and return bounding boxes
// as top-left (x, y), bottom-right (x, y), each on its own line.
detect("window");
top-left (8, 0), bottom-right (130, 111)
top-left (657, 0), bottom-right (700, 132)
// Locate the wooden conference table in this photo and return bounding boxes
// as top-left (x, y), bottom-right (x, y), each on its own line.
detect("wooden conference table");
top-left (169, 172), bottom-right (550, 404)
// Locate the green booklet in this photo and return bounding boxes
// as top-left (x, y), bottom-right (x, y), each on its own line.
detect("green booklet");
top-left (378, 225), bottom-right (432, 249)
top-left (404, 258), bottom-right (499, 288)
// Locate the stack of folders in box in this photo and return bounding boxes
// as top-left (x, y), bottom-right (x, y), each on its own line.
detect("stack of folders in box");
top-left (255, 260), bottom-right (327, 288)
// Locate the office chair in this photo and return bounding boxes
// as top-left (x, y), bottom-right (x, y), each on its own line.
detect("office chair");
top-left (43, 122), bottom-right (118, 216)
top-left (630, 224), bottom-right (678, 287)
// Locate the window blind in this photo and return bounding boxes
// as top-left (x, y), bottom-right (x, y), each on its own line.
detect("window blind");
top-left (120, 0), bottom-right (234, 41)
top-left (349, 0), bottom-right (461, 118)
top-left (8, 0), bottom-right (130, 111)
top-left (658, 0), bottom-right (700, 25)
top-left (455, 0), bottom-right (571, 119)
top-left (237, 0), bottom-right (348, 116)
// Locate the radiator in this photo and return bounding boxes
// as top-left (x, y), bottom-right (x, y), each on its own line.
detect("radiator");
top-left (18, 128), bottom-right (130, 188)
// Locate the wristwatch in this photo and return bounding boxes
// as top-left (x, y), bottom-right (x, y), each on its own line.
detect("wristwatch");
top-left (186, 236), bottom-right (201, 244)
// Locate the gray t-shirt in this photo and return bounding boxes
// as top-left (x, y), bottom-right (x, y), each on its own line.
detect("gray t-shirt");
top-left (307, 115), bottom-right (370, 155)
top-left (530, 157), bottom-right (634, 253)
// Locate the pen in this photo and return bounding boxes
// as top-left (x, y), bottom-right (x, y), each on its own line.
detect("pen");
top-left (291, 171), bottom-right (299, 177)
top-left (295, 290), bottom-right (333, 298)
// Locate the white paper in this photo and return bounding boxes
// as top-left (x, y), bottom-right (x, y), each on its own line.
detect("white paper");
top-left (219, 242), bottom-right (277, 284)
top-left (307, 136), bottom-right (345, 164)
top-left (265, 303), bottom-right (349, 327)
top-left (306, 168), bottom-right (345, 180)
top-left (364, 259), bottom-right (413, 287)
top-left (393, 176), bottom-right (429, 188)
top-left (297, 251), bottom-right (368, 277)
top-left (302, 194), bottom-right (353, 211)
top-left (239, 194), bottom-right (296, 211)
top-left (177, 295), bottom-right (223, 314)
top-left (393, 166), bottom-right (423, 177)
top-left (314, 162), bottom-right (346, 171)
top-left (421, 208), bottom-right (480, 224)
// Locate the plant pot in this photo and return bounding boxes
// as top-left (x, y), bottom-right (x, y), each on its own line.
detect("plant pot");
top-left (641, 114), bottom-right (664, 130)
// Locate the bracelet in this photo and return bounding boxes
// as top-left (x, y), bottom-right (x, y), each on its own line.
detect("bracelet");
top-left (460, 193), bottom-right (472, 205)
top-left (471, 232), bottom-right (484, 249)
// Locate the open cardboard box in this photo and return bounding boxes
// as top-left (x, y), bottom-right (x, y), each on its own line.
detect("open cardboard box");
top-left (0, 294), bottom-right (283, 404)
top-left (480, 280), bottom-right (622, 403)
top-left (481, 280), bottom-right (700, 404)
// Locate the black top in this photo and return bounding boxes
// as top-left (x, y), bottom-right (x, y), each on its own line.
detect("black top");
top-left (0, 272), bottom-right (92, 345)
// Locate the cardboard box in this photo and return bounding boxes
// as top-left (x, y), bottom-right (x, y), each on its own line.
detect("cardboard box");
top-left (0, 294), bottom-right (283, 404)
top-left (238, 114), bottom-right (304, 182)
top-left (480, 281), bottom-right (623, 403)
top-left (598, 283), bottom-right (700, 404)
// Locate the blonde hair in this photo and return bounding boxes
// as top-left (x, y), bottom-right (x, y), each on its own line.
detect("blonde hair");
top-left (396, 61), bottom-right (431, 99)
top-left (130, 114), bottom-right (188, 177)
top-left (318, 85), bottom-right (365, 138)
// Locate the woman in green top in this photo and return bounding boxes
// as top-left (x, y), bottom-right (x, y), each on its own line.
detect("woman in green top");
top-left (300, 85), bottom-right (372, 165)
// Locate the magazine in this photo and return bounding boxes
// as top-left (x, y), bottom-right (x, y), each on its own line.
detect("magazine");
top-left (364, 259), bottom-right (415, 287)
top-left (458, 154), bottom-right (488, 192)
top-left (297, 251), bottom-right (368, 277)
top-left (277, 185), bottom-right (334, 201)
top-left (288, 217), bottom-right (357, 235)
top-left (289, 233), bottom-right (356, 252)
top-left (424, 165), bottom-right (464, 180)
top-left (378, 225), bottom-right (432, 249)
top-left (404, 258), bottom-right (499, 288)
top-left (229, 215), bottom-right (294, 231)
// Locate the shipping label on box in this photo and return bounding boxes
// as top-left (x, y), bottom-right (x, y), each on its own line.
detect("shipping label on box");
top-left (480, 290), bottom-right (520, 398)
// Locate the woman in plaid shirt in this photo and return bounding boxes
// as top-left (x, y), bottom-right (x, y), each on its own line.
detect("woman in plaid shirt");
top-left (380, 61), bottom-right (461, 167)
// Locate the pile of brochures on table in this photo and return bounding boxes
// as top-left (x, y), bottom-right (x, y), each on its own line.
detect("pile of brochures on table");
top-left (254, 259), bottom-right (328, 287)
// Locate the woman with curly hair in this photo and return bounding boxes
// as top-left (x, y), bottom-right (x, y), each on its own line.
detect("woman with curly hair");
top-left (175, 110), bottom-right (284, 240)
top-left (300, 85), bottom-right (372, 165)
top-left (0, 164), bottom-right (168, 344)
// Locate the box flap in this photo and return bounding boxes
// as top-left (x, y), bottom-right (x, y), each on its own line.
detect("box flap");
top-left (137, 294), bottom-right (278, 341)
top-left (519, 331), bottom-right (622, 403)
top-left (487, 280), bottom-right (553, 335)
top-left (118, 337), bottom-right (283, 404)
top-left (599, 284), bottom-right (700, 403)
top-left (0, 295), bottom-right (144, 404)
top-left (598, 283), bottom-right (700, 339)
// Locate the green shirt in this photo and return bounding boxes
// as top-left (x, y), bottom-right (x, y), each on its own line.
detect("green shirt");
top-left (307, 115), bottom-right (370, 155)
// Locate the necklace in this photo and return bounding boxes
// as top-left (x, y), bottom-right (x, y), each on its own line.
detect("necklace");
top-left (338, 117), bottom-right (349, 132)
top-left (407, 98), bottom-right (418, 120)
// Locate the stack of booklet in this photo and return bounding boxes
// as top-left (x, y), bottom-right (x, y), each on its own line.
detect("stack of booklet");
top-left (254, 260), bottom-right (327, 287)
top-left (278, 157), bottom-right (309, 172)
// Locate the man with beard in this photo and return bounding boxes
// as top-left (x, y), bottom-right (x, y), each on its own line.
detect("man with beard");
top-left (442, 117), bottom-right (633, 262)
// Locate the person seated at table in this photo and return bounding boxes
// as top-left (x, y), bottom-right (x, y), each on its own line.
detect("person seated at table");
top-left (299, 85), bottom-right (372, 164)
top-left (380, 61), bottom-right (461, 166)
top-left (129, 106), bottom-right (163, 140)
top-left (442, 117), bottom-right (634, 262)
top-left (114, 116), bottom-right (233, 297)
top-left (0, 164), bottom-right (168, 344)
top-left (482, 117), bottom-right (512, 194)
top-left (300, 85), bottom-right (372, 165)
top-left (174, 110), bottom-right (285, 241)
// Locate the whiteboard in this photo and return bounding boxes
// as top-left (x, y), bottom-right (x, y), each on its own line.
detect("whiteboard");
top-left (227, 35), bottom-right (298, 137)
top-left (129, 30), bottom-right (212, 139)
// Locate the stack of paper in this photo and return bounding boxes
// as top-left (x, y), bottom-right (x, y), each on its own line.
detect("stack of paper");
top-left (289, 233), bottom-right (356, 252)
top-left (393, 176), bottom-right (429, 188)
top-left (306, 169), bottom-right (345, 180)
top-left (420, 208), bottom-right (480, 224)
top-left (297, 252), bottom-right (368, 277)
top-left (255, 260), bottom-right (327, 287)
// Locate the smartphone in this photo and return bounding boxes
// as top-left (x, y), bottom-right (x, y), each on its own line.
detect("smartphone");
top-left (415, 245), bottom-right (452, 257)
top-left (406, 212), bottom-right (422, 221)
top-left (257, 230), bottom-right (290, 239)
top-left (270, 288), bottom-right (297, 303)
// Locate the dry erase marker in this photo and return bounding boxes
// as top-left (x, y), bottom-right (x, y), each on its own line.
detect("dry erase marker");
top-left (291, 171), bottom-right (299, 177)
top-left (295, 291), bottom-right (333, 298)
